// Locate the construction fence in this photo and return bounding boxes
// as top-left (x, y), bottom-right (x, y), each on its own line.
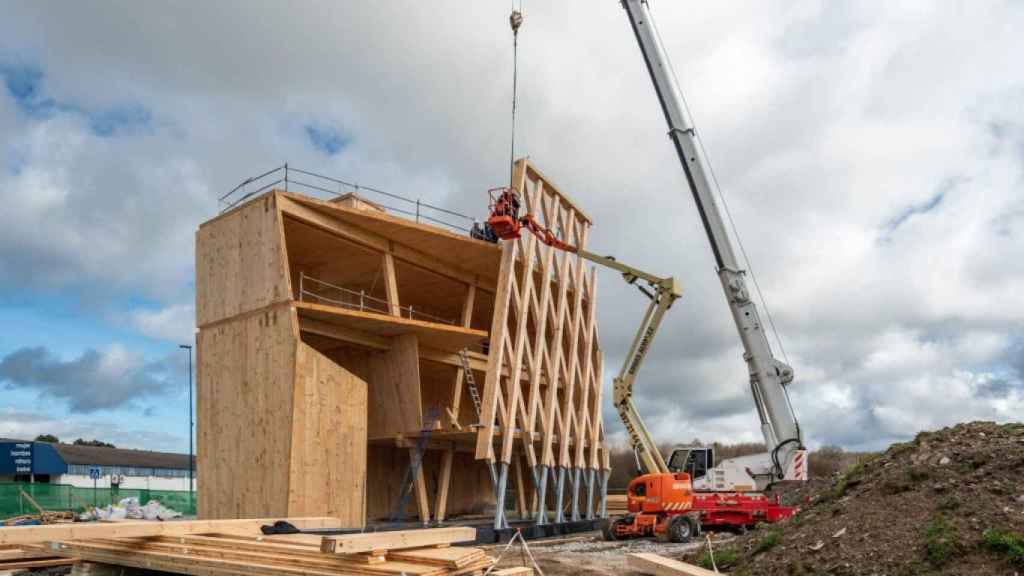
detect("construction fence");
top-left (0, 482), bottom-right (196, 520)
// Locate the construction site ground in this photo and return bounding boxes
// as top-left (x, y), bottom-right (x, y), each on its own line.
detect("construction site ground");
top-left (679, 421), bottom-right (1024, 575)
top-left (492, 421), bottom-right (1024, 576)
top-left (486, 531), bottom-right (731, 575)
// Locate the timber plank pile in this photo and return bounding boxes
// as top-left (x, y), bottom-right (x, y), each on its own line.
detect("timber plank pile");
top-left (0, 518), bottom-right (502, 576)
top-left (605, 493), bottom-right (628, 515)
top-left (0, 543), bottom-right (77, 572)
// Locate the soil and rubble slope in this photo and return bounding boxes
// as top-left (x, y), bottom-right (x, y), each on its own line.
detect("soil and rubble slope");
top-left (685, 421), bottom-right (1024, 575)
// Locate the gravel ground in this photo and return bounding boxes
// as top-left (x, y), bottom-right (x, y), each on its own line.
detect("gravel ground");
top-left (486, 530), bottom-right (736, 575)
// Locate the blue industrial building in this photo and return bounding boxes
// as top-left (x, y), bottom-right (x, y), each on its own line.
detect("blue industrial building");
top-left (0, 438), bottom-right (194, 491)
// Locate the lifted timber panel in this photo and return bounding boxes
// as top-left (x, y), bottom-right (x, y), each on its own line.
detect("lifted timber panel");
top-left (474, 159), bottom-right (608, 474)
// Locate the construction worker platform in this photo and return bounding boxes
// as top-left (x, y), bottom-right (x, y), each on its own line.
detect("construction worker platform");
top-left (195, 160), bottom-right (610, 528)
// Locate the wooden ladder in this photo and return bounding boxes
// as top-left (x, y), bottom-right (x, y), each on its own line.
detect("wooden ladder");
top-left (459, 349), bottom-right (483, 421)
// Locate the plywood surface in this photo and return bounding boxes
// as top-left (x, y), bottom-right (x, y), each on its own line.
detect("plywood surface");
top-left (366, 334), bottom-right (423, 437)
top-left (280, 191), bottom-right (501, 284)
top-left (295, 302), bottom-right (486, 353)
top-left (196, 194), bottom-right (291, 327)
top-left (197, 306), bottom-right (298, 519)
top-left (288, 343), bottom-right (367, 527)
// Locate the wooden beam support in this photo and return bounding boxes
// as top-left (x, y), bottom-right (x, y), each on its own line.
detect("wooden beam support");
top-left (383, 252), bottom-right (401, 317)
top-left (512, 453), bottom-right (528, 518)
top-left (411, 448), bottom-right (431, 525)
top-left (0, 559), bottom-right (76, 570)
top-left (475, 243), bottom-right (518, 461)
top-left (627, 552), bottom-right (720, 576)
top-left (0, 518), bottom-right (342, 546)
top-left (449, 284), bottom-right (477, 428)
top-left (434, 448), bottom-right (455, 523)
top-left (319, 527), bottom-right (476, 554)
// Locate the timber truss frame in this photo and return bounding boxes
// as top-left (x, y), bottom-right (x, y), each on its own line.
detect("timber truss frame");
top-left (475, 159), bottom-right (611, 529)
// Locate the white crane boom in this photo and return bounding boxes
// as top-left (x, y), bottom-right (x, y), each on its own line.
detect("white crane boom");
top-left (622, 0), bottom-right (806, 488)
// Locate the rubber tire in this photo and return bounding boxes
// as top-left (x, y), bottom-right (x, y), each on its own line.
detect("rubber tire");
top-left (602, 518), bottom-right (626, 541)
top-left (667, 515), bottom-right (694, 543)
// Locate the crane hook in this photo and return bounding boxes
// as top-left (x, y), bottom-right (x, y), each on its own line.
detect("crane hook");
top-left (510, 10), bottom-right (523, 35)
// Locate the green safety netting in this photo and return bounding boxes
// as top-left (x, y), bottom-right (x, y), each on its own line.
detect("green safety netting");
top-left (0, 482), bottom-right (196, 520)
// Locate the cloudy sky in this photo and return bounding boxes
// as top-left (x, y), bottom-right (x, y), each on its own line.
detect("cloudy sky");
top-left (0, 1), bottom-right (1021, 454)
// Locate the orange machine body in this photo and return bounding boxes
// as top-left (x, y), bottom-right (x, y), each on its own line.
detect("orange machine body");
top-left (609, 471), bottom-right (797, 541)
top-left (626, 472), bottom-right (695, 515)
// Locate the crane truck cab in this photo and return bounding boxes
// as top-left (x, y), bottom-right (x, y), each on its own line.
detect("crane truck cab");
top-left (667, 445), bottom-right (714, 481)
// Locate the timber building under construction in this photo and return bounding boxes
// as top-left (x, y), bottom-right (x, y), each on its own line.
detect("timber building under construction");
top-left (195, 160), bottom-right (610, 529)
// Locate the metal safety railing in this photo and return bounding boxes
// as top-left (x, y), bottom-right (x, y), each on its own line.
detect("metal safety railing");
top-left (298, 271), bottom-right (457, 326)
top-left (219, 164), bottom-right (478, 234)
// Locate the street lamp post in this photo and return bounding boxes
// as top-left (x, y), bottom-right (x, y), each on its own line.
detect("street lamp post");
top-left (179, 344), bottom-right (194, 512)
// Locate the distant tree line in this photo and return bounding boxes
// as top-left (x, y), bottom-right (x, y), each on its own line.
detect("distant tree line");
top-left (33, 434), bottom-right (116, 448)
top-left (606, 440), bottom-right (862, 489)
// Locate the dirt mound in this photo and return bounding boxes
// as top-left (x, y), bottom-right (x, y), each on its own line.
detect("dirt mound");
top-left (686, 421), bottom-right (1024, 575)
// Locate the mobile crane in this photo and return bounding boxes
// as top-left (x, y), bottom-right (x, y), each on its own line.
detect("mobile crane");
top-left (620, 0), bottom-right (808, 497)
top-left (484, 0), bottom-right (807, 543)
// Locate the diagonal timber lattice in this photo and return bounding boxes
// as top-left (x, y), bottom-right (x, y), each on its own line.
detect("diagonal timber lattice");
top-left (475, 159), bottom-right (609, 527)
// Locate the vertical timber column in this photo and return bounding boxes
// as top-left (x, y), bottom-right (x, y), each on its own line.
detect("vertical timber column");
top-left (434, 447), bottom-right (455, 523)
top-left (383, 250), bottom-right (400, 317)
top-left (476, 242), bottom-right (518, 530)
top-left (412, 448), bottom-right (430, 525)
top-left (513, 453), bottom-right (529, 519)
top-left (436, 285), bottom-right (475, 523)
top-left (448, 284), bottom-right (477, 427)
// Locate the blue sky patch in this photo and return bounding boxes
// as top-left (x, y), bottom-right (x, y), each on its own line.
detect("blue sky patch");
top-left (1, 60), bottom-right (151, 136)
top-left (88, 104), bottom-right (152, 137)
top-left (305, 124), bottom-right (351, 156)
top-left (1, 62), bottom-right (43, 103)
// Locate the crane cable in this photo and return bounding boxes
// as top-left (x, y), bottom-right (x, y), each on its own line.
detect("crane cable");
top-left (509, 2), bottom-right (524, 184)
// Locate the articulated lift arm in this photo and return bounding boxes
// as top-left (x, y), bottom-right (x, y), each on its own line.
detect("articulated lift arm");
top-left (487, 189), bottom-right (681, 477)
top-left (622, 0), bottom-right (805, 485)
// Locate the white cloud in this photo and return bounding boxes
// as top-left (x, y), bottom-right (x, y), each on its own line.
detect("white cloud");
top-left (0, 344), bottom-right (182, 413)
top-left (130, 304), bottom-right (195, 344)
top-left (0, 1), bottom-right (1021, 452)
top-left (0, 406), bottom-right (185, 452)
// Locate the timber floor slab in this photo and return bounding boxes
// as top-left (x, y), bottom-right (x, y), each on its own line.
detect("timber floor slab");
top-left (296, 301), bottom-right (486, 352)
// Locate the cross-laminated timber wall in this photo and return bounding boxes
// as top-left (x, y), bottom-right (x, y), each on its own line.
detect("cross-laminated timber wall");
top-left (194, 159), bottom-right (609, 526)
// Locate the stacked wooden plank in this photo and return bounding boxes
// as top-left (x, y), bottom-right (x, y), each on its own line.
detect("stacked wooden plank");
top-left (0, 544), bottom-right (77, 572)
top-left (606, 493), bottom-right (629, 515)
top-left (0, 518), bottom-right (493, 576)
top-left (627, 552), bottom-right (720, 576)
